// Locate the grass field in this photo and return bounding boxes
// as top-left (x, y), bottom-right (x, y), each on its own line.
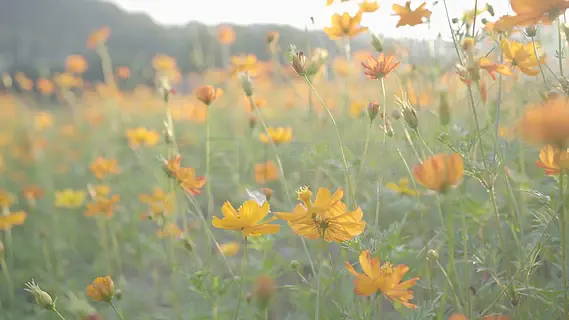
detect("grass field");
top-left (3, 1), bottom-right (569, 319)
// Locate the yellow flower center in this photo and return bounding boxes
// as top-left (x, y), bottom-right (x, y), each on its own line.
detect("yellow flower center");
top-left (297, 186), bottom-right (313, 207)
top-left (380, 262), bottom-right (394, 276)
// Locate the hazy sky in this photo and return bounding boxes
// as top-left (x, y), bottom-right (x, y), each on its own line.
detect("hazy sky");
top-left (109, 0), bottom-right (512, 40)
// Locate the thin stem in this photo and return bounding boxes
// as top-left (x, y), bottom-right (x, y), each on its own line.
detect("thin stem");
top-left (435, 259), bottom-right (462, 312)
top-left (558, 19), bottom-right (565, 77)
top-left (110, 301), bottom-right (126, 320)
top-left (315, 237), bottom-right (327, 320)
top-left (52, 308), bottom-right (67, 320)
top-left (303, 76), bottom-right (353, 208)
top-left (560, 171), bottom-right (568, 319)
top-left (0, 257), bottom-right (14, 304)
top-left (355, 121), bottom-right (373, 190)
top-left (531, 36), bottom-right (550, 91)
top-left (234, 239), bottom-right (248, 320)
top-left (248, 95), bottom-right (317, 278)
top-left (206, 103), bottom-right (213, 217)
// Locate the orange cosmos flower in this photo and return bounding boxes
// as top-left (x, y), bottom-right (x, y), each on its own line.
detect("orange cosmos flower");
top-left (537, 144), bottom-right (569, 175)
top-left (86, 276), bottom-right (115, 302)
top-left (254, 161), bottom-right (279, 184)
top-left (195, 85), bottom-right (223, 106)
top-left (230, 55), bottom-right (259, 76)
top-left (259, 127), bottom-right (293, 144)
top-left (87, 27), bottom-right (110, 49)
top-left (495, 0), bottom-right (569, 30)
top-left (0, 211), bottom-right (27, 230)
top-left (66, 55), bottom-right (88, 74)
top-left (361, 54), bottom-right (400, 79)
top-left (413, 153), bottom-right (464, 192)
top-left (156, 223), bottom-right (183, 238)
top-left (515, 95), bottom-right (569, 148)
top-left (275, 187), bottom-right (365, 242)
top-left (392, 1), bottom-right (432, 27)
top-left (116, 66), bottom-right (130, 79)
top-left (217, 25), bottom-right (236, 45)
top-left (22, 185), bottom-right (44, 203)
top-left (139, 187), bottom-right (176, 219)
top-left (54, 72), bottom-right (82, 89)
top-left (212, 200), bottom-right (280, 237)
top-left (164, 156), bottom-right (206, 195)
top-left (89, 157), bottom-right (121, 180)
top-left (324, 12), bottom-right (369, 40)
top-left (346, 250), bottom-right (419, 308)
top-left (36, 79), bottom-right (55, 95)
top-left (84, 194), bottom-right (120, 218)
top-left (218, 241), bottom-right (241, 256)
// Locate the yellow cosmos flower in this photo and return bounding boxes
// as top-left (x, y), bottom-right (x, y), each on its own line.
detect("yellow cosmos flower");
top-left (501, 39), bottom-right (544, 76)
top-left (275, 187), bottom-right (365, 242)
top-left (126, 128), bottom-right (160, 148)
top-left (412, 153), bottom-right (464, 193)
top-left (495, 0), bottom-right (569, 30)
top-left (86, 276), bottom-right (115, 302)
top-left (55, 189), bottom-right (86, 208)
top-left (139, 187), bottom-right (176, 219)
top-left (254, 161), bottom-right (279, 184)
top-left (218, 241), bottom-right (241, 256)
top-left (324, 12), bottom-right (369, 40)
top-left (212, 200), bottom-right (280, 237)
top-left (386, 178), bottom-right (419, 196)
top-left (0, 211), bottom-right (27, 230)
top-left (0, 190), bottom-right (15, 209)
top-left (359, 0), bottom-right (379, 13)
top-left (34, 112), bottom-right (54, 132)
top-left (345, 250), bottom-right (419, 308)
top-left (392, 1), bottom-right (432, 27)
top-left (259, 127), bottom-right (293, 144)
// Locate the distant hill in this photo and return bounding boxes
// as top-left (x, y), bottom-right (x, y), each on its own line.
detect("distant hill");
top-left (0, 0), bottom-right (455, 82)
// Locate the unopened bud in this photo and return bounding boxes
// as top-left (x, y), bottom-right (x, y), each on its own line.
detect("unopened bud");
top-left (2, 73), bottom-right (12, 89)
top-left (451, 18), bottom-right (459, 24)
top-left (262, 188), bottom-right (273, 201)
top-left (288, 46), bottom-right (308, 76)
top-left (245, 292), bottom-right (253, 304)
top-left (486, 4), bottom-right (495, 16)
top-left (461, 37), bottom-right (476, 52)
top-left (248, 114), bottom-right (258, 130)
top-left (239, 72), bottom-right (254, 97)
top-left (253, 275), bottom-right (276, 309)
top-left (562, 24), bottom-right (569, 43)
top-left (391, 109), bottom-right (402, 120)
top-left (24, 280), bottom-right (55, 311)
top-left (371, 33), bottom-right (384, 53)
top-left (427, 249), bottom-right (439, 261)
top-left (384, 120), bottom-right (394, 137)
top-left (367, 101), bottom-right (379, 121)
top-left (115, 289), bottom-right (123, 301)
top-left (525, 25), bottom-right (538, 38)
top-left (0, 241), bottom-right (4, 258)
top-left (290, 260), bottom-right (300, 270)
top-left (439, 91), bottom-right (451, 126)
top-left (402, 106), bottom-right (419, 130)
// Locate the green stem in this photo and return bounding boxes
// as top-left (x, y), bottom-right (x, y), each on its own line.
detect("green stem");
top-left (560, 171), bottom-right (568, 319)
top-left (52, 308), bottom-right (67, 320)
top-left (205, 103), bottom-right (213, 218)
top-left (234, 239), bottom-right (248, 320)
top-left (355, 121), bottom-right (373, 191)
top-left (110, 301), bottom-right (126, 320)
top-left (558, 19), bottom-right (565, 77)
top-left (0, 257), bottom-right (14, 305)
top-left (303, 76), bottom-right (353, 208)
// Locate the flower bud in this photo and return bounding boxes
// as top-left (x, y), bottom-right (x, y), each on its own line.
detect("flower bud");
top-left (0, 240), bottom-right (4, 259)
top-left (525, 25), bottom-right (538, 38)
top-left (427, 249), bottom-right (439, 261)
top-left (290, 260), bottom-right (300, 270)
top-left (367, 101), bottom-right (380, 121)
top-left (451, 18), bottom-right (459, 24)
top-left (402, 105), bottom-right (419, 130)
top-left (262, 188), bottom-right (273, 201)
top-left (370, 33), bottom-right (384, 53)
top-left (24, 280), bottom-right (55, 311)
top-left (253, 275), bottom-right (276, 309)
top-left (288, 46), bottom-right (308, 76)
top-left (438, 91), bottom-right (451, 126)
top-left (248, 114), bottom-right (258, 130)
top-left (2, 73), bottom-right (12, 89)
top-left (486, 4), bottom-right (495, 16)
top-left (239, 72), bottom-right (254, 97)
top-left (461, 37), bottom-right (476, 52)
top-left (391, 109), bottom-right (402, 120)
